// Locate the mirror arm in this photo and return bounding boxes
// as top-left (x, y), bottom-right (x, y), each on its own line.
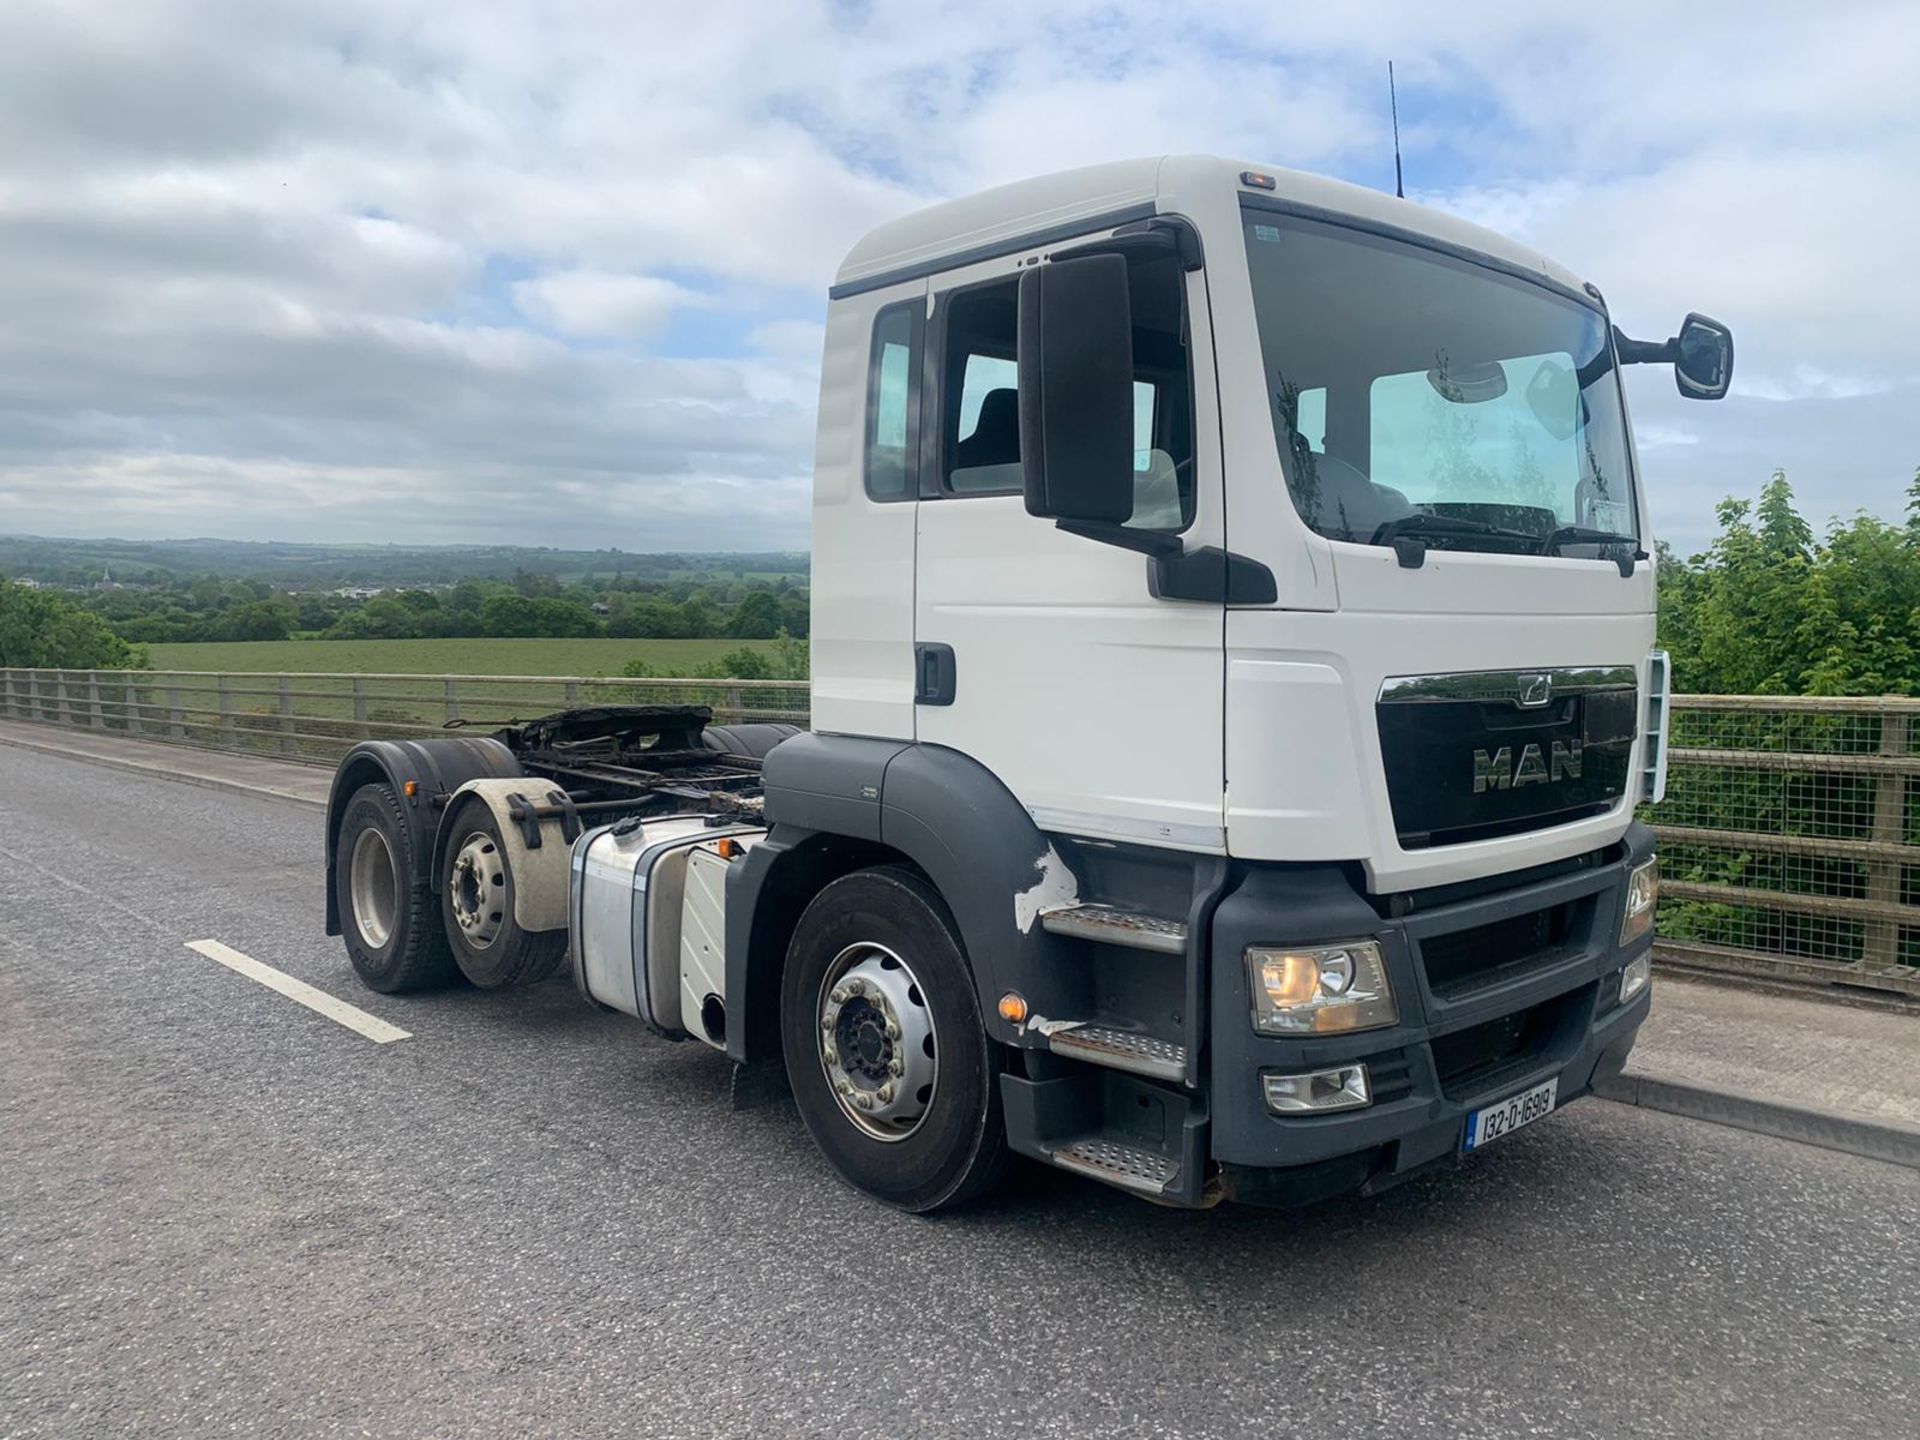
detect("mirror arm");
top-left (1054, 518), bottom-right (1182, 558)
top-left (1055, 520), bottom-right (1280, 605)
top-left (1612, 325), bottom-right (1679, 367)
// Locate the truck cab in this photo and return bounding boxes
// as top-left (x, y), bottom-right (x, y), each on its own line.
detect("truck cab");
top-left (326, 155), bottom-right (1731, 1211)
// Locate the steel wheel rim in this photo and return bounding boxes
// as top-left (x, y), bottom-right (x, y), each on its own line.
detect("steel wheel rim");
top-left (816, 941), bottom-right (938, 1143)
top-left (448, 831), bottom-right (506, 951)
top-left (348, 827), bottom-right (398, 950)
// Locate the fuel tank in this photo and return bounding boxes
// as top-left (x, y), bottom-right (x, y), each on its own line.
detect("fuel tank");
top-left (568, 816), bottom-right (763, 1037)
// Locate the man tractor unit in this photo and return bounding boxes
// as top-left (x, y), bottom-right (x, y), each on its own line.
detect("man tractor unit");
top-left (324, 157), bottom-right (1731, 1211)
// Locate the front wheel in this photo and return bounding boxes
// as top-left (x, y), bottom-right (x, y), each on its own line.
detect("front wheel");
top-left (781, 867), bottom-right (1009, 1212)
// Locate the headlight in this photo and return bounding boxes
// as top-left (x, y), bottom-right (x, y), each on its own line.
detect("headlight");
top-left (1620, 856), bottom-right (1659, 946)
top-left (1246, 941), bottom-right (1397, 1035)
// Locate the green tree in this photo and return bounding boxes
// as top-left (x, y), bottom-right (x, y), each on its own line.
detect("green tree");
top-left (0, 582), bottom-right (147, 669)
top-left (727, 590), bottom-right (784, 639)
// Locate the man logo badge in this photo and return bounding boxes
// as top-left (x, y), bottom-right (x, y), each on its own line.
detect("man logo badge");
top-left (1517, 672), bottom-right (1554, 708)
top-left (1474, 740), bottom-right (1583, 793)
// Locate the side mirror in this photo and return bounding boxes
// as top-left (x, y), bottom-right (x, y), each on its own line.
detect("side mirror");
top-left (1674, 312), bottom-right (1733, 401)
top-left (1017, 254), bottom-right (1135, 523)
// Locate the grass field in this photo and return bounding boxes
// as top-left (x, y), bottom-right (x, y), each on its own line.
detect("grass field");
top-left (147, 637), bottom-right (779, 677)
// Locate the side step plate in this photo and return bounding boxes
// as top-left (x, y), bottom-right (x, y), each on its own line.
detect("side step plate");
top-left (1040, 903), bottom-right (1187, 955)
top-left (1048, 1024), bottom-right (1187, 1082)
top-left (1047, 1137), bottom-right (1180, 1197)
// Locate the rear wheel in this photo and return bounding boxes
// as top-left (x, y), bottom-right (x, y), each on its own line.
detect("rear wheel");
top-left (781, 867), bottom-right (1009, 1212)
top-left (334, 782), bottom-right (456, 993)
top-left (439, 798), bottom-right (566, 989)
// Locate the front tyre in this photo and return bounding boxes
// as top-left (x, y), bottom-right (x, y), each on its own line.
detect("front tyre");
top-left (334, 781), bottom-right (456, 993)
top-left (439, 797), bottom-right (567, 990)
top-left (781, 867), bottom-right (1009, 1212)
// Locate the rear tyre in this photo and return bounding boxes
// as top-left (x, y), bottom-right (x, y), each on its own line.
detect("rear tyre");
top-left (439, 798), bottom-right (566, 990)
top-left (781, 867), bottom-right (1010, 1213)
top-left (335, 781), bottom-right (457, 993)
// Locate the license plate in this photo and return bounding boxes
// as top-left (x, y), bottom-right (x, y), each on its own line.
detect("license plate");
top-left (1463, 1077), bottom-right (1558, 1152)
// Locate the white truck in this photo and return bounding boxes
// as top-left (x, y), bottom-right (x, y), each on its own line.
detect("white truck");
top-left (323, 157), bottom-right (1732, 1211)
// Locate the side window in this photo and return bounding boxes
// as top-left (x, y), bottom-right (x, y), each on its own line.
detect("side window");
top-left (942, 282), bottom-right (1023, 495)
top-left (934, 252), bottom-right (1195, 529)
top-left (865, 301), bottom-right (920, 501)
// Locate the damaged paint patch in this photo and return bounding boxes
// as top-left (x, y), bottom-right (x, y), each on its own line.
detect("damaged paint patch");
top-left (1013, 843), bottom-right (1078, 934)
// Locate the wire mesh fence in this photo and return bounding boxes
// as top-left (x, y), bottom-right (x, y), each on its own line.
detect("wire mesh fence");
top-left (0, 667), bottom-right (809, 768)
top-left (1652, 695), bottom-right (1920, 997)
top-left (4, 670), bottom-right (1915, 996)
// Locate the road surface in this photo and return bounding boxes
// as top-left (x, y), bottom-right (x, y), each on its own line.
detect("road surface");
top-left (2, 744), bottom-right (1915, 1438)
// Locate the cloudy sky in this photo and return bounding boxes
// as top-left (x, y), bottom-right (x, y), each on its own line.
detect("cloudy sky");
top-left (1, 1), bottom-right (1914, 557)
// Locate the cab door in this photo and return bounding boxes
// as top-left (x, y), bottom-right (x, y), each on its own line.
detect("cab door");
top-left (809, 278), bottom-right (927, 740)
top-left (910, 232), bottom-right (1226, 851)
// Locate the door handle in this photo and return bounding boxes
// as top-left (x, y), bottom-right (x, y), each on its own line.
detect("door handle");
top-left (914, 643), bottom-right (956, 706)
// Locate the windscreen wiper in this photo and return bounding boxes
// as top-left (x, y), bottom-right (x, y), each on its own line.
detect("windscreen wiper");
top-left (1371, 513), bottom-right (1542, 569)
top-left (1541, 525), bottom-right (1648, 577)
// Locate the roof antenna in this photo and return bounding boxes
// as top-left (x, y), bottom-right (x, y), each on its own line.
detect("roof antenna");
top-left (1388, 61), bottom-right (1405, 199)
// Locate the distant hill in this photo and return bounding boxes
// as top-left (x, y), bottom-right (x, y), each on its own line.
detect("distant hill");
top-left (0, 535), bottom-right (809, 589)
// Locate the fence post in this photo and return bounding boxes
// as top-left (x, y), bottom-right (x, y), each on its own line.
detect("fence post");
top-left (167, 686), bottom-right (185, 741)
top-left (56, 670), bottom-right (74, 727)
top-left (1863, 710), bottom-right (1909, 972)
top-left (33, 670), bottom-right (47, 724)
top-left (444, 678), bottom-right (460, 724)
top-left (352, 677), bottom-right (370, 740)
top-left (565, 680), bottom-right (581, 706)
top-left (217, 674), bottom-right (235, 747)
top-left (3, 670), bottom-right (17, 720)
top-left (87, 673), bottom-right (104, 730)
top-left (125, 676), bottom-right (141, 737)
top-left (726, 685), bottom-right (742, 721)
top-left (278, 676), bottom-right (297, 756)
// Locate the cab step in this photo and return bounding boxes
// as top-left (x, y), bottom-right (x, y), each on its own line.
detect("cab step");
top-left (1045, 1136), bottom-right (1180, 1197)
top-left (1047, 1024), bottom-right (1187, 1082)
top-left (1039, 903), bottom-right (1187, 955)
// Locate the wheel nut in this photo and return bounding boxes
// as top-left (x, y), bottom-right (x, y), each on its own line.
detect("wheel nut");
top-left (822, 1044), bottom-right (838, 1066)
top-left (877, 1083), bottom-right (894, 1104)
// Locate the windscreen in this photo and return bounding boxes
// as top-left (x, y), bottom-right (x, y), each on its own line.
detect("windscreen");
top-left (1243, 208), bottom-right (1638, 558)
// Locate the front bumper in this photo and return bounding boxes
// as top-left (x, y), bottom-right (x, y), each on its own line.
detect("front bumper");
top-left (1209, 821), bottom-right (1656, 1206)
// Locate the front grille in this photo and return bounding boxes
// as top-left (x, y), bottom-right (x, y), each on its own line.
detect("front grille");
top-left (1377, 670), bottom-right (1637, 848)
top-left (1430, 988), bottom-right (1587, 1101)
top-left (1419, 900), bottom-right (1586, 999)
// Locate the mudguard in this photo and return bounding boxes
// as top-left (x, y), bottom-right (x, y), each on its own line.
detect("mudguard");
top-left (433, 778), bottom-right (574, 934)
top-left (322, 736), bottom-right (521, 935)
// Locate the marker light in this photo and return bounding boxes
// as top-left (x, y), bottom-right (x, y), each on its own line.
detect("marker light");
top-left (1263, 1063), bottom-right (1372, 1115)
top-left (1246, 941), bottom-right (1397, 1035)
top-left (997, 992), bottom-right (1028, 1024)
top-left (1619, 954), bottom-right (1652, 1005)
top-left (1240, 170), bottom-right (1277, 190)
top-left (1620, 856), bottom-right (1660, 946)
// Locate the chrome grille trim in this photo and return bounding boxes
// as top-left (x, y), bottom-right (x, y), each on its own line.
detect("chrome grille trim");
top-left (1378, 665), bottom-right (1636, 706)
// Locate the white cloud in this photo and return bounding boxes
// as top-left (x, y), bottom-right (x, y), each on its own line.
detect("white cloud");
top-left (0, 0), bottom-right (1914, 555)
top-left (511, 271), bottom-right (697, 339)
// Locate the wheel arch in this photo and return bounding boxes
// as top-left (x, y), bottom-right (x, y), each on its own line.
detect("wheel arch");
top-left (723, 734), bottom-right (1081, 1064)
top-left (323, 737), bottom-right (521, 935)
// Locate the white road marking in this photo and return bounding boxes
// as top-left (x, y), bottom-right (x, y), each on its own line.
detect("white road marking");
top-left (184, 939), bottom-right (412, 1044)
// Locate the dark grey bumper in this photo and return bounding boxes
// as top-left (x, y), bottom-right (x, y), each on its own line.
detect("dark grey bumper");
top-left (1208, 822), bottom-right (1656, 1205)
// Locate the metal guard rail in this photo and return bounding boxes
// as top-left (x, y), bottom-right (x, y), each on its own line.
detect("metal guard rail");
top-left (3, 671), bottom-right (1916, 997)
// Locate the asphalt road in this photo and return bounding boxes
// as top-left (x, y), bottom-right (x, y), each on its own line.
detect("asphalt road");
top-left (2, 744), bottom-right (1916, 1439)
